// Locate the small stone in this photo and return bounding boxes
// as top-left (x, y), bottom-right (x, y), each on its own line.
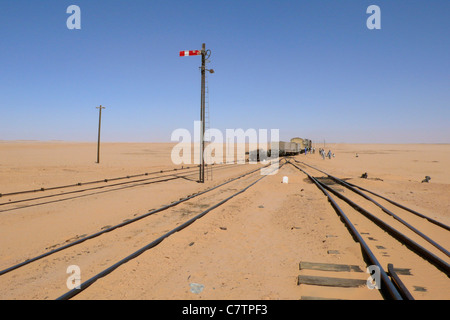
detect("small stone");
top-left (190, 283), bottom-right (204, 294)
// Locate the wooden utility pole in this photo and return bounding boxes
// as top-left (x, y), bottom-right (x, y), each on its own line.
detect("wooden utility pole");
top-left (96, 105), bottom-right (105, 164)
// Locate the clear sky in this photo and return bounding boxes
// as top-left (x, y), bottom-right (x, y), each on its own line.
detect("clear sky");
top-left (0, 0), bottom-right (449, 143)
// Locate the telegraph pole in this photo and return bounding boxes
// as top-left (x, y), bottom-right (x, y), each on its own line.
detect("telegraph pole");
top-left (96, 105), bottom-right (105, 164)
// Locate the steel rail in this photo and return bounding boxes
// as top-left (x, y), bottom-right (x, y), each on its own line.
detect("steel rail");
top-left (295, 160), bottom-right (450, 257)
top-left (295, 160), bottom-right (450, 231)
top-left (0, 163), bottom-right (248, 213)
top-left (288, 161), bottom-right (403, 300)
top-left (0, 164), bottom-right (228, 208)
top-left (56, 162), bottom-right (283, 300)
top-left (0, 163), bottom-right (234, 199)
top-left (0, 162), bottom-right (277, 277)
top-left (346, 181), bottom-right (450, 231)
top-left (309, 171), bottom-right (450, 276)
top-left (0, 176), bottom-right (180, 213)
top-left (387, 263), bottom-right (415, 300)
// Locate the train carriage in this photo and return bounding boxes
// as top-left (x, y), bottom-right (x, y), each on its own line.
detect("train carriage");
top-left (249, 137), bottom-right (312, 160)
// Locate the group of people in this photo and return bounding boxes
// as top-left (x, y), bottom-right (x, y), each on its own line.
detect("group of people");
top-left (317, 148), bottom-right (334, 160)
top-left (302, 146), bottom-right (335, 160)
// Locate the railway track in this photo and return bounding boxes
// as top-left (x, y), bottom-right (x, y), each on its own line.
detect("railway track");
top-left (0, 160), bottom-right (283, 300)
top-left (0, 163), bottom-right (239, 199)
top-left (0, 163), bottom-right (240, 213)
top-left (289, 159), bottom-right (450, 300)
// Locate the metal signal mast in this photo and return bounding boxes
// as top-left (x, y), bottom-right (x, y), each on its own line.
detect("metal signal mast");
top-left (179, 43), bottom-right (214, 183)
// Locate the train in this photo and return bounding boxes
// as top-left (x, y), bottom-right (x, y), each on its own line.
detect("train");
top-left (271, 138), bottom-right (312, 156)
top-left (248, 137), bottom-right (313, 161)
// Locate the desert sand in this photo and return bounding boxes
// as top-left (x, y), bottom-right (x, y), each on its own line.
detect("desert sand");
top-left (0, 141), bottom-right (449, 300)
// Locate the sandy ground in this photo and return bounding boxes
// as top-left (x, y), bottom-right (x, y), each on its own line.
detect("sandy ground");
top-left (0, 141), bottom-right (449, 300)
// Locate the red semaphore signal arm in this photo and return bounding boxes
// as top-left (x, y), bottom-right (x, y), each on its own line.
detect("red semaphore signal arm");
top-left (179, 50), bottom-right (202, 57)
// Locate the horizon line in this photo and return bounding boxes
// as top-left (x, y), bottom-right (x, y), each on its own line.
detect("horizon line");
top-left (1, 139), bottom-right (449, 145)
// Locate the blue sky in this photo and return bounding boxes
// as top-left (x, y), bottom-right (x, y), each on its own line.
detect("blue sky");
top-left (0, 0), bottom-right (449, 143)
